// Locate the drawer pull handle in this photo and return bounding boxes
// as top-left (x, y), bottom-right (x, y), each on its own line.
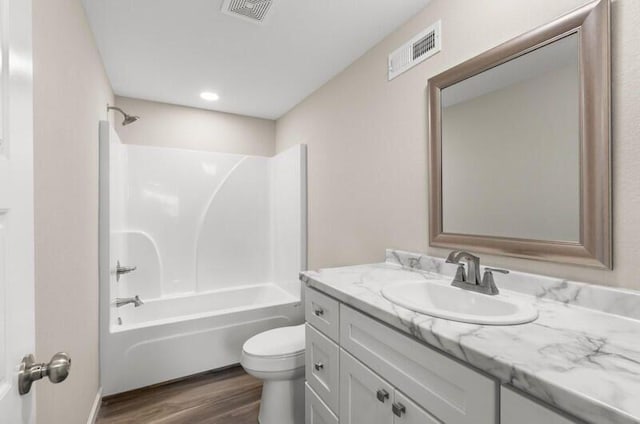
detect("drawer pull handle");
top-left (314, 362), bottom-right (324, 371)
top-left (376, 389), bottom-right (389, 403)
top-left (392, 402), bottom-right (406, 417)
top-left (314, 308), bottom-right (325, 317)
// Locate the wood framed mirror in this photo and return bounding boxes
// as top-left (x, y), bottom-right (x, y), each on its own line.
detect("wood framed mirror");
top-left (428, 0), bottom-right (611, 268)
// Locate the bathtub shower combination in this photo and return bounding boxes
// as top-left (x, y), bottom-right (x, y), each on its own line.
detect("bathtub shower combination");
top-left (98, 122), bottom-right (307, 395)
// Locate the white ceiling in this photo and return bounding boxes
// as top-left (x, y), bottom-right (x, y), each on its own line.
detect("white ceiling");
top-left (83, 0), bottom-right (431, 119)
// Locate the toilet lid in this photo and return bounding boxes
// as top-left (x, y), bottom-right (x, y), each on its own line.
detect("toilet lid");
top-left (243, 324), bottom-right (305, 358)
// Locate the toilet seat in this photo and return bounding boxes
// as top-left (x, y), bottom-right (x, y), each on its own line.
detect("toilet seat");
top-left (241, 325), bottom-right (305, 373)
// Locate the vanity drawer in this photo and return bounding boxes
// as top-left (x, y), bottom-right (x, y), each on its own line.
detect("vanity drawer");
top-left (394, 389), bottom-right (442, 424)
top-left (305, 287), bottom-right (340, 342)
top-left (305, 382), bottom-right (338, 424)
top-left (501, 386), bottom-right (581, 424)
top-left (306, 323), bottom-right (340, 414)
top-left (340, 305), bottom-right (497, 424)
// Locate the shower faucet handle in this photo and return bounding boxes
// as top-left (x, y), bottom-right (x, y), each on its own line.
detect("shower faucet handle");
top-left (116, 260), bottom-right (137, 282)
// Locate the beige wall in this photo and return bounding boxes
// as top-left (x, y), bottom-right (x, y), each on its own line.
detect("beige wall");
top-left (33, 0), bottom-right (114, 423)
top-left (114, 96), bottom-right (276, 156)
top-left (276, 0), bottom-right (640, 290)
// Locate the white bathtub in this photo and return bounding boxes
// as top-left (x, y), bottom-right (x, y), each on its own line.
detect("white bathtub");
top-left (101, 283), bottom-right (303, 395)
top-left (99, 124), bottom-right (307, 396)
top-left (115, 283), bottom-right (298, 330)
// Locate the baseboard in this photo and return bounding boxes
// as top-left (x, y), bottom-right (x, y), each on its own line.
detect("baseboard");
top-left (87, 387), bottom-right (102, 424)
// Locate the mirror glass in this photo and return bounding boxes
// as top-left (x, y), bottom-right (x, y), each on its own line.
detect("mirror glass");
top-left (441, 34), bottom-right (580, 242)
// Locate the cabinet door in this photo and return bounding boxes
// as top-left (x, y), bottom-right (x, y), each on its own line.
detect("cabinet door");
top-left (340, 350), bottom-right (394, 424)
top-left (306, 287), bottom-right (340, 342)
top-left (306, 383), bottom-right (339, 424)
top-left (501, 386), bottom-right (580, 424)
top-left (393, 391), bottom-right (442, 424)
top-left (340, 305), bottom-right (496, 424)
top-left (307, 324), bottom-right (340, 413)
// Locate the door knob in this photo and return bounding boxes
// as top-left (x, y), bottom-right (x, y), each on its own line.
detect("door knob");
top-left (18, 352), bottom-right (71, 395)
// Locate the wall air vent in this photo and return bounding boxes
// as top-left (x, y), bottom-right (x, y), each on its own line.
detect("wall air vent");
top-left (221, 0), bottom-right (275, 24)
top-left (388, 21), bottom-right (441, 81)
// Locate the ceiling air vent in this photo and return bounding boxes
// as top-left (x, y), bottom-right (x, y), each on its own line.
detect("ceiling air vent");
top-left (388, 21), bottom-right (441, 81)
top-left (221, 0), bottom-right (275, 24)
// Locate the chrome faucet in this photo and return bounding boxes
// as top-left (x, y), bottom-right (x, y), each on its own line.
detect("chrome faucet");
top-left (445, 250), bottom-right (508, 295)
top-left (114, 295), bottom-right (144, 308)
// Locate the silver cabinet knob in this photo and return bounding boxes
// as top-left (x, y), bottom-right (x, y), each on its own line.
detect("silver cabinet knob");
top-left (313, 308), bottom-right (324, 317)
top-left (392, 402), bottom-right (406, 417)
top-left (314, 362), bottom-right (324, 371)
top-left (18, 352), bottom-right (71, 395)
top-left (376, 389), bottom-right (389, 403)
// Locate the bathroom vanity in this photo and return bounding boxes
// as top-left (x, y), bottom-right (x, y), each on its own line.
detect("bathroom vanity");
top-left (302, 250), bottom-right (640, 424)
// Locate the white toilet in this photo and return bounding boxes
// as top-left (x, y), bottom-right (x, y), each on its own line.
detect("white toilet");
top-left (241, 324), bottom-right (305, 424)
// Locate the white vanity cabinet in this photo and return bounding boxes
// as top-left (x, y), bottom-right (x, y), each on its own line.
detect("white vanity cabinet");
top-left (306, 383), bottom-right (338, 424)
top-left (304, 287), bottom-right (579, 424)
top-left (339, 350), bottom-right (394, 424)
top-left (304, 287), bottom-right (496, 424)
top-left (340, 349), bottom-right (440, 424)
top-left (501, 386), bottom-right (581, 424)
top-left (306, 324), bottom-right (340, 412)
top-left (339, 304), bottom-right (496, 424)
top-left (305, 289), bottom-right (341, 422)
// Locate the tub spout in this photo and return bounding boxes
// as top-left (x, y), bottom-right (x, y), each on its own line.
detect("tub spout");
top-left (114, 295), bottom-right (144, 308)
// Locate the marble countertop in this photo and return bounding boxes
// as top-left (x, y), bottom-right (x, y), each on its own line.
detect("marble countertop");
top-left (301, 250), bottom-right (640, 424)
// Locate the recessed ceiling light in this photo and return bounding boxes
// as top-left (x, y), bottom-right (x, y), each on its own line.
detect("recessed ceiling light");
top-left (200, 92), bottom-right (220, 101)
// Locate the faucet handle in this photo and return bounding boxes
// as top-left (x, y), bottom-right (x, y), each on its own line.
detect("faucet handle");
top-left (484, 267), bottom-right (509, 274)
top-left (480, 268), bottom-right (507, 295)
top-left (454, 263), bottom-right (466, 282)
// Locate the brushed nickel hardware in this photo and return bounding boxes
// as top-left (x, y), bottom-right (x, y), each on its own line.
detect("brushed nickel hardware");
top-left (314, 362), bottom-right (324, 371)
top-left (115, 295), bottom-right (144, 308)
top-left (446, 250), bottom-right (481, 284)
top-left (392, 402), bottom-right (406, 417)
top-left (116, 260), bottom-right (137, 282)
top-left (453, 262), bottom-right (466, 282)
top-left (446, 250), bottom-right (506, 295)
top-left (313, 308), bottom-right (324, 317)
top-left (18, 352), bottom-right (71, 395)
top-left (376, 389), bottom-right (390, 403)
top-left (485, 267), bottom-right (509, 274)
top-left (107, 105), bottom-right (140, 126)
top-left (481, 267), bottom-right (510, 296)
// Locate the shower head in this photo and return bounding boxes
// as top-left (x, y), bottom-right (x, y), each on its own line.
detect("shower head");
top-left (107, 105), bottom-right (140, 126)
top-left (122, 114), bottom-right (140, 126)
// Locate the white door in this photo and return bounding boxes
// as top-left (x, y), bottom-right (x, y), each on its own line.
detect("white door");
top-left (0, 0), bottom-right (36, 422)
top-left (339, 350), bottom-right (393, 424)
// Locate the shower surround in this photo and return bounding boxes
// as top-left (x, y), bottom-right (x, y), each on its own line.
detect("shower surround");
top-left (98, 122), bottom-right (306, 395)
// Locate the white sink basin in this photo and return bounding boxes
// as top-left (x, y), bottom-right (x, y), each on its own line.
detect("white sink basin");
top-left (381, 281), bottom-right (538, 325)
